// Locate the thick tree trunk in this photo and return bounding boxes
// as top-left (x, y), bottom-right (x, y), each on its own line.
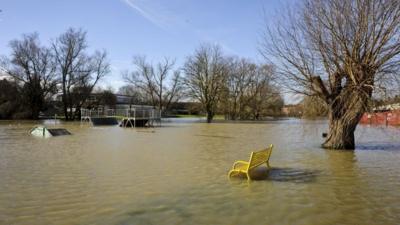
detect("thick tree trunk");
top-left (206, 111), bottom-right (214, 123)
top-left (322, 90), bottom-right (368, 150)
top-left (322, 115), bottom-right (360, 149)
top-left (30, 104), bottom-right (41, 120)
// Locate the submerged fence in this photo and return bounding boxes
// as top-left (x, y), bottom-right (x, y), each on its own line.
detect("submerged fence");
top-left (360, 110), bottom-right (400, 126)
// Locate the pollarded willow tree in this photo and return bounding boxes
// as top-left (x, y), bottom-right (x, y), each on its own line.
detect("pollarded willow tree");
top-left (263, 0), bottom-right (400, 149)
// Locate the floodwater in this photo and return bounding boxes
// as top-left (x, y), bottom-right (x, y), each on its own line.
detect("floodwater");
top-left (0, 119), bottom-right (399, 225)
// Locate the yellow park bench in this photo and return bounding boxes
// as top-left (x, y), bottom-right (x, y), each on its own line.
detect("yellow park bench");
top-left (228, 144), bottom-right (273, 180)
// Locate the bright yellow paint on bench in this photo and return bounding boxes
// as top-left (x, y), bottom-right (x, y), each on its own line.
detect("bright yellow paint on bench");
top-left (228, 144), bottom-right (273, 180)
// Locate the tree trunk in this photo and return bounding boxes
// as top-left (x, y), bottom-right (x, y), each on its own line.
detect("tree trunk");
top-left (206, 111), bottom-right (214, 123)
top-left (62, 95), bottom-right (69, 121)
top-left (74, 107), bottom-right (81, 120)
top-left (322, 90), bottom-right (368, 150)
top-left (322, 115), bottom-right (359, 149)
top-left (30, 104), bottom-right (41, 120)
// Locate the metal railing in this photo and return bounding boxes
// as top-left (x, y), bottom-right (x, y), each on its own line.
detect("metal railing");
top-left (81, 108), bottom-right (161, 120)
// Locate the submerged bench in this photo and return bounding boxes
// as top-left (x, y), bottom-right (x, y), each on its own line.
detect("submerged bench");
top-left (228, 144), bottom-right (273, 180)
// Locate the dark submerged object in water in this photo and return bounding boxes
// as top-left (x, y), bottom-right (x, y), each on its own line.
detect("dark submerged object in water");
top-left (120, 119), bottom-right (149, 127)
top-left (90, 117), bottom-right (119, 126)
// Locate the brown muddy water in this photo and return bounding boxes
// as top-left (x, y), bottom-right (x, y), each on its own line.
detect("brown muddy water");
top-left (0, 118), bottom-right (399, 225)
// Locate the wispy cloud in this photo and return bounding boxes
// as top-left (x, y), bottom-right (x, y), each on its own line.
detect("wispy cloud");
top-left (120, 0), bottom-right (238, 54)
top-left (121, 0), bottom-right (181, 31)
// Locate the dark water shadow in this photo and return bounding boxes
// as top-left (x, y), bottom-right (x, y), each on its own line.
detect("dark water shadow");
top-left (356, 142), bottom-right (400, 151)
top-left (232, 167), bottom-right (320, 183)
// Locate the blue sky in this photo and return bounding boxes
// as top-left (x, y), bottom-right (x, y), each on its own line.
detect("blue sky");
top-left (0, 0), bottom-right (290, 90)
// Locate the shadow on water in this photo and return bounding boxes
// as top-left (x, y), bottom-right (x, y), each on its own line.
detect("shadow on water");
top-left (356, 142), bottom-right (400, 151)
top-left (232, 167), bottom-right (320, 183)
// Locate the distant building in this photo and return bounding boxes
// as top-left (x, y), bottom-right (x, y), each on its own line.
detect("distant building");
top-left (55, 93), bottom-right (153, 110)
top-left (282, 104), bottom-right (303, 117)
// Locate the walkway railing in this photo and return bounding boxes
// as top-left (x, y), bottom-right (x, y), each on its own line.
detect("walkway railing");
top-left (81, 107), bottom-right (161, 127)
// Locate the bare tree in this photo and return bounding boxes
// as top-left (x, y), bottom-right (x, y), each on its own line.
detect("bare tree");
top-left (224, 57), bottom-right (254, 120)
top-left (6, 33), bottom-right (57, 119)
top-left (118, 84), bottom-right (146, 104)
top-left (124, 56), bottom-right (183, 113)
top-left (262, 0), bottom-right (400, 149)
top-left (245, 65), bottom-right (282, 120)
top-left (183, 44), bottom-right (228, 123)
top-left (53, 28), bottom-right (109, 120)
top-left (221, 59), bottom-right (282, 120)
top-left (0, 79), bottom-right (23, 119)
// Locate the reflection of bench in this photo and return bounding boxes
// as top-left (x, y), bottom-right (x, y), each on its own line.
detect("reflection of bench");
top-left (228, 144), bottom-right (273, 180)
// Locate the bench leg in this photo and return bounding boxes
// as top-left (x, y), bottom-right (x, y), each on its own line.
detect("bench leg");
top-left (246, 172), bottom-right (251, 180)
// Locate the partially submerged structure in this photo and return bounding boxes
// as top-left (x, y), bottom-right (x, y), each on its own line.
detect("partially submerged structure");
top-left (30, 126), bottom-right (71, 138)
top-left (81, 105), bottom-right (161, 127)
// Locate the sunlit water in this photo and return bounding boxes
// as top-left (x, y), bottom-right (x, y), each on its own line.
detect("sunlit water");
top-left (0, 118), bottom-right (399, 225)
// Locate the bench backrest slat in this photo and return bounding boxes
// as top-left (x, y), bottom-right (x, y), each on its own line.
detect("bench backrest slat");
top-left (248, 145), bottom-right (273, 169)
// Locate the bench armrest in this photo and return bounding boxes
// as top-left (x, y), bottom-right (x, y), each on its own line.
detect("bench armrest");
top-left (232, 160), bottom-right (249, 169)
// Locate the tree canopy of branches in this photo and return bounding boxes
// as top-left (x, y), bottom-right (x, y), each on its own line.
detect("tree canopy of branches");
top-left (118, 85), bottom-right (146, 105)
top-left (221, 58), bottom-right (283, 120)
top-left (183, 44), bottom-right (229, 123)
top-left (222, 57), bottom-right (253, 120)
top-left (124, 55), bottom-right (183, 114)
top-left (6, 33), bottom-right (57, 119)
top-left (246, 65), bottom-right (284, 119)
top-left (53, 28), bottom-right (110, 120)
top-left (263, 0), bottom-right (400, 149)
